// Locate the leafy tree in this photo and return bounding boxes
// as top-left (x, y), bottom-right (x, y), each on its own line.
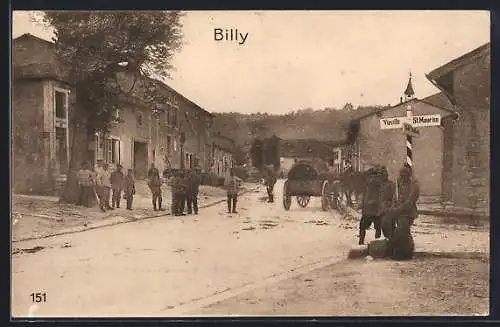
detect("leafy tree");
top-left (39, 11), bottom-right (183, 203)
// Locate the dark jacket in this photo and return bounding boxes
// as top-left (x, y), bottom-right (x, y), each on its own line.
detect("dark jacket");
top-left (379, 179), bottom-right (396, 215)
top-left (393, 177), bottom-right (420, 219)
top-left (110, 170), bottom-right (124, 189)
top-left (361, 174), bottom-right (383, 216)
top-left (147, 168), bottom-right (162, 190)
top-left (187, 171), bottom-right (202, 195)
top-left (171, 175), bottom-right (187, 195)
top-left (123, 175), bottom-right (135, 195)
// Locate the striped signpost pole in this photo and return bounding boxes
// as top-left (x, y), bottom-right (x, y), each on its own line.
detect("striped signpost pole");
top-left (406, 133), bottom-right (413, 167)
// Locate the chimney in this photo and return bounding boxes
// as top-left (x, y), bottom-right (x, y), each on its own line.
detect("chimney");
top-left (400, 97), bottom-right (403, 104)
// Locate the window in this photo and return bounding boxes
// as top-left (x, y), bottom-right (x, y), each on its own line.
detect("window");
top-left (171, 108), bottom-right (177, 127)
top-left (173, 139), bottom-right (178, 152)
top-left (54, 90), bottom-right (67, 119)
top-left (185, 153), bottom-right (190, 168)
top-left (103, 138), bottom-right (120, 164)
top-left (166, 135), bottom-right (172, 154)
top-left (136, 112), bottom-right (144, 126)
top-left (55, 127), bottom-right (68, 173)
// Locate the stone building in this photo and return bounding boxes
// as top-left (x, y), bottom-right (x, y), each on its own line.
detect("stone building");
top-left (12, 33), bottom-right (215, 194)
top-left (426, 42), bottom-right (490, 212)
top-left (211, 133), bottom-right (235, 180)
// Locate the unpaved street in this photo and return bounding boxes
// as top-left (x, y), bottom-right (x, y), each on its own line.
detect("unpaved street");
top-left (11, 180), bottom-right (489, 317)
top-left (12, 181), bottom-right (354, 317)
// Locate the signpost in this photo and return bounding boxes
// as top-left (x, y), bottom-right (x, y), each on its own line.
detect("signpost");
top-left (380, 104), bottom-right (441, 167)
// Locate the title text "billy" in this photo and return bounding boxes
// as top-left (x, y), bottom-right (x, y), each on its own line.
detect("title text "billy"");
top-left (214, 28), bottom-right (249, 45)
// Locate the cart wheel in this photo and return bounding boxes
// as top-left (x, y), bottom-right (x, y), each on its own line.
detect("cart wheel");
top-left (296, 196), bottom-right (310, 208)
top-left (321, 180), bottom-right (330, 211)
top-left (283, 180), bottom-right (291, 211)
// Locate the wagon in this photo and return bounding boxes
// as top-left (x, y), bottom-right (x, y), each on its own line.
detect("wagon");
top-left (282, 160), bottom-right (344, 211)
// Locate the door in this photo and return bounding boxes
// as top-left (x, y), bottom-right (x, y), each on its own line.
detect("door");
top-left (133, 141), bottom-right (148, 180)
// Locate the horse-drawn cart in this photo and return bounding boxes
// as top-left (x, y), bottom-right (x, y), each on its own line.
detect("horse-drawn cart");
top-left (282, 160), bottom-right (344, 212)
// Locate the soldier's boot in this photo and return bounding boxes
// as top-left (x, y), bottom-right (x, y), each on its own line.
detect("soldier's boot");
top-left (227, 198), bottom-right (232, 213)
top-left (158, 197), bottom-right (165, 211)
top-left (232, 199), bottom-right (238, 214)
top-left (153, 197), bottom-right (158, 211)
top-left (359, 229), bottom-right (366, 245)
top-left (269, 194), bottom-right (274, 203)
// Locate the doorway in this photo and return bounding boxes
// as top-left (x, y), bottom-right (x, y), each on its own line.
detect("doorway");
top-left (133, 140), bottom-right (148, 180)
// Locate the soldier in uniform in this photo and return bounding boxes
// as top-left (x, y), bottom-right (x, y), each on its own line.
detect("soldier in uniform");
top-left (170, 169), bottom-right (186, 216)
top-left (358, 166), bottom-right (383, 245)
top-left (147, 163), bottom-right (165, 211)
top-left (383, 164), bottom-right (420, 260)
top-left (123, 169), bottom-right (136, 210)
top-left (379, 166), bottom-right (396, 238)
top-left (76, 161), bottom-right (93, 207)
top-left (110, 164), bottom-right (124, 209)
top-left (264, 166), bottom-right (277, 203)
top-left (186, 168), bottom-right (201, 215)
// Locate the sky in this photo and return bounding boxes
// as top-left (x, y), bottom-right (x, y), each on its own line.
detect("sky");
top-left (12, 10), bottom-right (490, 114)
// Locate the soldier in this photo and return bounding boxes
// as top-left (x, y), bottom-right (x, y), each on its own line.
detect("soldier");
top-left (264, 166), bottom-right (277, 203)
top-left (358, 166), bottom-right (383, 245)
top-left (386, 164), bottom-right (420, 260)
top-left (123, 169), bottom-right (136, 210)
top-left (225, 168), bottom-right (242, 214)
top-left (96, 162), bottom-right (113, 211)
top-left (147, 163), bottom-right (165, 211)
top-left (170, 169), bottom-right (186, 216)
top-left (178, 169), bottom-right (188, 214)
top-left (76, 161), bottom-right (93, 207)
top-left (110, 164), bottom-right (124, 209)
top-left (379, 166), bottom-right (397, 238)
top-left (186, 168), bottom-right (201, 215)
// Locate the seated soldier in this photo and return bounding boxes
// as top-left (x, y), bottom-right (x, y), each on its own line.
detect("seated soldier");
top-left (383, 164), bottom-right (420, 260)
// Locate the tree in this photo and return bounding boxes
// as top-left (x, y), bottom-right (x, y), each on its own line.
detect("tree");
top-left (40, 11), bottom-right (184, 203)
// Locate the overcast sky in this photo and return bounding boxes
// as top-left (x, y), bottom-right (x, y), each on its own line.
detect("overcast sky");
top-left (12, 10), bottom-right (490, 114)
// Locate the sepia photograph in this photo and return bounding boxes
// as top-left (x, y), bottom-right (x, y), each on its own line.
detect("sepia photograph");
top-left (11, 10), bottom-right (490, 317)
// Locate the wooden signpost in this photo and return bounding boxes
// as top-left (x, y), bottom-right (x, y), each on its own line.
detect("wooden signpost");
top-left (380, 104), bottom-right (441, 167)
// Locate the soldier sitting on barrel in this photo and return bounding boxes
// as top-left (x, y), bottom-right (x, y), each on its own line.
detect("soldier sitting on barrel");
top-left (382, 163), bottom-right (420, 260)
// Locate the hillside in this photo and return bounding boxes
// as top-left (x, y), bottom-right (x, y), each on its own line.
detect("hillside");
top-left (211, 105), bottom-right (386, 147)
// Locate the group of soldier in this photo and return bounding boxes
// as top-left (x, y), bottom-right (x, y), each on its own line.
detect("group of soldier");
top-left (76, 160), bottom-right (136, 211)
top-left (147, 163), bottom-right (203, 216)
top-left (359, 163), bottom-right (420, 260)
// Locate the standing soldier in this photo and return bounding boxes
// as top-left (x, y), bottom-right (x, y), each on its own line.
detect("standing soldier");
top-left (383, 164), bottom-right (420, 260)
top-left (264, 166), bottom-right (277, 203)
top-left (76, 161), bottom-right (93, 207)
top-left (123, 169), bottom-right (136, 210)
top-left (225, 168), bottom-right (242, 214)
top-left (186, 168), bottom-right (201, 215)
top-left (358, 166), bottom-right (383, 245)
top-left (147, 163), bottom-right (165, 211)
top-left (178, 169), bottom-right (188, 215)
top-left (110, 164), bottom-right (124, 209)
top-left (171, 169), bottom-right (186, 216)
top-left (97, 162), bottom-right (113, 211)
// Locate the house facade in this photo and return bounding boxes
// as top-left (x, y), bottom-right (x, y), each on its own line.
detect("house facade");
top-left (211, 133), bottom-right (235, 180)
top-left (346, 97), bottom-right (456, 197)
top-left (12, 34), bottom-right (215, 194)
top-left (426, 43), bottom-right (490, 212)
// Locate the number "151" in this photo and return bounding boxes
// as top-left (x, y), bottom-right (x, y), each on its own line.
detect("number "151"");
top-left (30, 292), bottom-right (47, 303)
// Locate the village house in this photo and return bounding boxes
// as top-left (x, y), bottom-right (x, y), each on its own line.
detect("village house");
top-left (211, 132), bottom-right (235, 180)
top-left (338, 82), bottom-right (457, 197)
top-left (426, 42), bottom-right (490, 212)
top-left (12, 33), bottom-right (214, 194)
